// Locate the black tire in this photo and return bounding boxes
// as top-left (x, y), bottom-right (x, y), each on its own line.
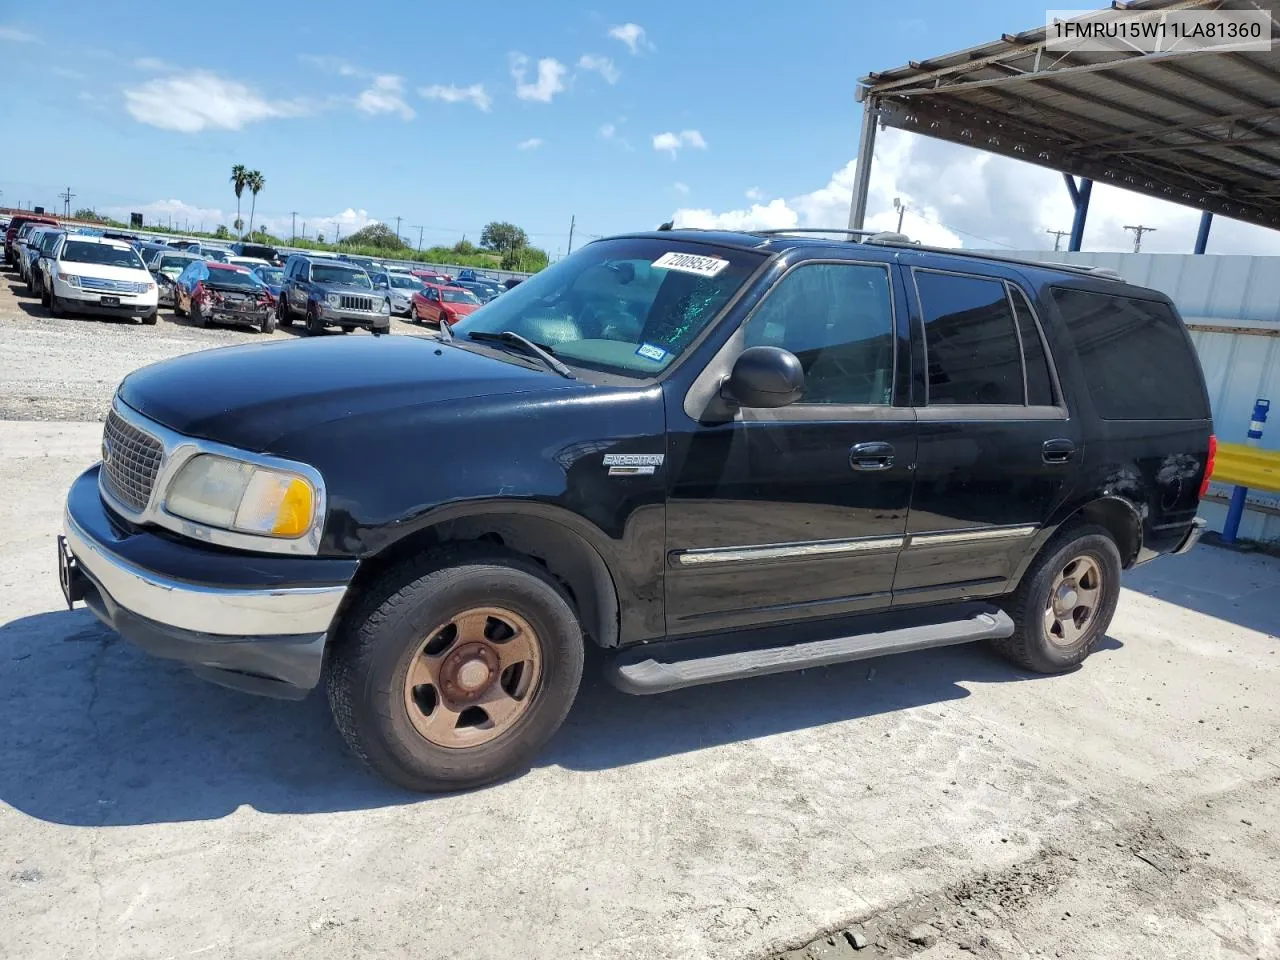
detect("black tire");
top-left (277, 295), bottom-right (294, 327)
top-left (174, 294), bottom-right (186, 317)
top-left (48, 292), bottom-right (63, 319)
top-left (340, 324), bottom-right (354, 334)
top-left (141, 310), bottom-right (158, 326)
top-left (991, 524), bottom-right (1122, 673)
top-left (261, 310), bottom-right (276, 334)
top-left (306, 306), bottom-right (325, 336)
top-left (327, 547), bottom-right (585, 792)
top-left (192, 301), bottom-right (209, 328)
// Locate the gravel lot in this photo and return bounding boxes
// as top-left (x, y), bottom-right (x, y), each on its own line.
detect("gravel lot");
top-left (0, 267), bottom-right (425, 422)
top-left (1, 260), bottom-right (1277, 959)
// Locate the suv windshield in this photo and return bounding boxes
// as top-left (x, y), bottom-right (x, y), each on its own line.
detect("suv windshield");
top-left (451, 238), bottom-right (764, 375)
top-left (61, 241), bottom-right (145, 270)
top-left (312, 264), bottom-right (372, 288)
top-left (206, 269), bottom-right (265, 290)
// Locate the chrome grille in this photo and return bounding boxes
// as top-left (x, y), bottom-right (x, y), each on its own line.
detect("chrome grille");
top-left (340, 295), bottom-right (374, 312)
top-left (101, 410), bottom-right (164, 512)
top-left (80, 276), bottom-right (148, 294)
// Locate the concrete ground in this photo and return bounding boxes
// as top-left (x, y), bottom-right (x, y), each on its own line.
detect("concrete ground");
top-left (1, 267), bottom-right (1278, 959)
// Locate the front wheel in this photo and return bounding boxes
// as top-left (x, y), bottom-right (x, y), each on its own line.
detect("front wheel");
top-left (306, 307), bottom-right (326, 336)
top-left (261, 310), bottom-right (276, 334)
top-left (327, 548), bottom-right (585, 792)
top-left (991, 524), bottom-right (1122, 673)
top-left (48, 291), bottom-right (64, 318)
top-left (192, 301), bottom-right (208, 328)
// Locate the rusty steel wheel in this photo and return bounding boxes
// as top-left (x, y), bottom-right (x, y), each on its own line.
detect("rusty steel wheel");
top-left (1043, 555), bottom-right (1103, 647)
top-left (403, 606), bottom-right (543, 748)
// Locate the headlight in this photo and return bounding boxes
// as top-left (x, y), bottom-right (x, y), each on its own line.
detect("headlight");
top-left (164, 454), bottom-right (318, 538)
top-left (60, 273), bottom-right (82, 287)
top-left (325, 293), bottom-right (341, 307)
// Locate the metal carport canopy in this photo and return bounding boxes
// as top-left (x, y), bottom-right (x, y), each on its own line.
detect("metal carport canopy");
top-left (847, 0), bottom-right (1280, 238)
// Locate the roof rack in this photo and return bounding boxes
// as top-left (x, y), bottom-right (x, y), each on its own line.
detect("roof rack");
top-left (861, 237), bottom-right (1125, 281)
top-left (754, 228), bottom-right (880, 239)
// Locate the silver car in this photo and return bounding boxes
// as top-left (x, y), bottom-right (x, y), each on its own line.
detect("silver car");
top-left (368, 269), bottom-right (425, 317)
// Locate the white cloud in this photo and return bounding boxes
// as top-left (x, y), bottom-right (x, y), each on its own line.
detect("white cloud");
top-left (355, 74), bottom-right (414, 120)
top-left (598, 121), bottom-right (633, 150)
top-left (517, 137), bottom-right (544, 150)
top-left (0, 26), bottom-right (37, 43)
top-left (51, 66), bottom-right (86, 81)
top-left (101, 200), bottom-right (380, 244)
top-left (419, 82), bottom-right (492, 112)
top-left (608, 23), bottom-right (652, 54)
top-left (673, 182), bottom-right (690, 195)
top-left (652, 129), bottom-right (707, 157)
top-left (133, 57), bottom-right (170, 71)
top-left (123, 72), bottom-right (311, 133)
top-left (299, 54), bottom-right (360, 77)
top-left (669, 127), bottom-right (1280, 255)
top-left (510, 54), bottom-right (568, 103)
top-left (745, 186), bottom-right (764, 202)
top-left (578, 54), bottom-right (620, 84)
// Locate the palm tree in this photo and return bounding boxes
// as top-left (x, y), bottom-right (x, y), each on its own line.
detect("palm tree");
top-left (229, 164), bottom-right (248, 238)
top-left (245, 170), bottom-right (265, 237)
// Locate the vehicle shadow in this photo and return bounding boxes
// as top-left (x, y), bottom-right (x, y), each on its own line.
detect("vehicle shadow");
top-left (15, 299), bottom-right (144, 325)
top-left (0, 606), bottom-right (1117, 827)
top-left (1121, 547), bottom-right (1280, 637)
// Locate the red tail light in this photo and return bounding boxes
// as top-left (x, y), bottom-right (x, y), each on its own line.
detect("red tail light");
top-left (1199, 434), bottom-right (1217, 497)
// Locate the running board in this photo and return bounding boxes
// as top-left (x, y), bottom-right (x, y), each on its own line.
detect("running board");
top-left (607, 605), bottom-right (1014, 695)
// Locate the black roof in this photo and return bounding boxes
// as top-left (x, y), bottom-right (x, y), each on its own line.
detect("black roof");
top-left (611, 228), bottom-right (1122, 283)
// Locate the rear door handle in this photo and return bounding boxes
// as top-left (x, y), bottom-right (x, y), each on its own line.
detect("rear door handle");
top-left (1042, 438), bottom-right (1076, 464)
top-left (850, 442), bottom-right (895, 471)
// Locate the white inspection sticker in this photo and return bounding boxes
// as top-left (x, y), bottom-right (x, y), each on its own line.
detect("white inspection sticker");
top-left (651, 251), bottom-right (730, 277)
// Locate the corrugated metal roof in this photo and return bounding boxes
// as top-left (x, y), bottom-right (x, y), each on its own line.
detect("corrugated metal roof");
top-left (861, 0), bottom-right (1280, 228)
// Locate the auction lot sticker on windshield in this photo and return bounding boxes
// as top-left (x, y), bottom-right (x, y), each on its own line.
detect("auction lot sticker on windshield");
top-left (651, 251), bottom-right (730, 277)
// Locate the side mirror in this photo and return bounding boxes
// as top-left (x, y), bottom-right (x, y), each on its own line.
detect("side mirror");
top-left (720, 346), bottom-right (805, 408)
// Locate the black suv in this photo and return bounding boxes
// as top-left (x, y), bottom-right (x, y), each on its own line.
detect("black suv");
top-left (277, 254), bottom-right (392, 335)
top-left (57, 229), bottom-right (1213, 791)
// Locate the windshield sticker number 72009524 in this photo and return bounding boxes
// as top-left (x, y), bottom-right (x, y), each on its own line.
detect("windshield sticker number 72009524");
top-left (651, 251), bottom-right (729, 277)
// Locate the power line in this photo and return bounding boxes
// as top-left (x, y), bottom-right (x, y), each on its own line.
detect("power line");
top-left (1046, 228), bottom-right (1070, 252)
top-left (58, 186), bottom-right (76, 218)
top-left (1123, 224), bottom-right (1156, 252)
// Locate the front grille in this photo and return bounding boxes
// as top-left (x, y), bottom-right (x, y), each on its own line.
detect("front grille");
top-left (340, 295), bottom-right (374, 312)
top-left (101, 410), bottom-right (164, 512)
top-left (80, 276), bottom-right (148, 294)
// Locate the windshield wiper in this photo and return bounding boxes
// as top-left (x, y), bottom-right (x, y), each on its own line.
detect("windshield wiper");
top-left (467, 331), bottom-right (575, 379)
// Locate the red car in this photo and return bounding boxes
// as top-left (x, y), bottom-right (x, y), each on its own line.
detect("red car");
top-left (5, 214), bottom-right (59, 265)
top-left (410, 282), bottom-right (482, 328)
top-left (410, 269), bottom-right (453, 285)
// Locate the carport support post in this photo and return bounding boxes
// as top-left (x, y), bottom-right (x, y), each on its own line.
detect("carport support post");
top-left (847, 93), bottom-right (879, 232)
top-left (1064, 174), bottom-right (1092, 252)
top-left (1222, 398), bottom-right (1270, 544)
top-left (1194, 211), bottom-right (1213, 254)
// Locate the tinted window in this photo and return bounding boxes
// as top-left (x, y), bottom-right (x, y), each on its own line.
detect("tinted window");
top-left (915, 272), bottom-right (1022, 405)
top-left (1009, 286), bottom-right (1056, 406)
top-left (311, 264), bottom-right (372, 287)
top-left (743, 262), bottom-right (895, 405)
top-left (206, 268), bottom-right (265, 290)
top-left (1051, 288), bottom-right (1208, 420)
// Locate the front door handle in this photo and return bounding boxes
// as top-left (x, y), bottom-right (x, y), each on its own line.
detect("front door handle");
top-left (850, 441), bottom-right (895, 471)
top-left (1042, 438), bottom-right (1076, 464)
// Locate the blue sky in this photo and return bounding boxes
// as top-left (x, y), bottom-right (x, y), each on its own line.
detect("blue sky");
top-left (5, 2), bottom-right (1280, 257)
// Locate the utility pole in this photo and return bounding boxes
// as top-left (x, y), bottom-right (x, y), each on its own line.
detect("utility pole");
top-left (290, 211), bottom-right (298, 244)
top-left (1124, 224), bottom-right (1156, 252)
top-left (893, 197), bottom-right (906, 233)
top-left (58, 186), bottom-right (75, 217)
top-left (393, 216), bottom-right (403, 244)
top-left (335, 224), bottom-right (341, 245)
top-left (302, 222), bottom-right (307, 240)
top-left (1046, 228), bottom-right (1070, 252)
top-left (566, 215), bottom-right (576, 256)
top-left (412, 225), bottom-right (424, 252)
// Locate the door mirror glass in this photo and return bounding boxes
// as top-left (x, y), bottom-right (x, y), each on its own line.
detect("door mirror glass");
top-left (722, 346), bottom-right (805, 408)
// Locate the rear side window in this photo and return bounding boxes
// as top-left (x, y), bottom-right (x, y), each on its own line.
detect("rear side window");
top-left (1051, 288), bottom-right (1208, 420)
top-left (915, 272), bottom-right (1023, 405)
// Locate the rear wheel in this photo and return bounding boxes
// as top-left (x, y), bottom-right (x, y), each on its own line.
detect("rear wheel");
top-left (327, 548), bottom-right (584, 792)
top-left (277, 295), bottom-right (294, 327)
top-left (340, 324), bottom-right (355, 334)
top-left (991, 524), bottom-right (1122, 673)
top-left (261, 310), bottom-right (276, 334)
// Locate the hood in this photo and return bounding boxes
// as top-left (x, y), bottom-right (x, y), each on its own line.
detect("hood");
top-left (315, 281), bottom-right (377, 295)
top-left (60, 262), bottom-right (149, 283)
top-left (440, 300), bottom-right (481, 317)
top-left (118, 335), bottom-right (583, 452)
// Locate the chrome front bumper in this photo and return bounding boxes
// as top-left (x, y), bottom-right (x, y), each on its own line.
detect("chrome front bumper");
top-left (64, 505), bottom-right (345, 637)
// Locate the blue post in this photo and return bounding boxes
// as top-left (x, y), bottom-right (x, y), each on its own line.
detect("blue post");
top-left (1067, 177), bottom-right (1092, 252)
top-left (1194, 211), bottom-right (1212, 254)
top-left (1222, 398), bottom-right (1270, 544)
